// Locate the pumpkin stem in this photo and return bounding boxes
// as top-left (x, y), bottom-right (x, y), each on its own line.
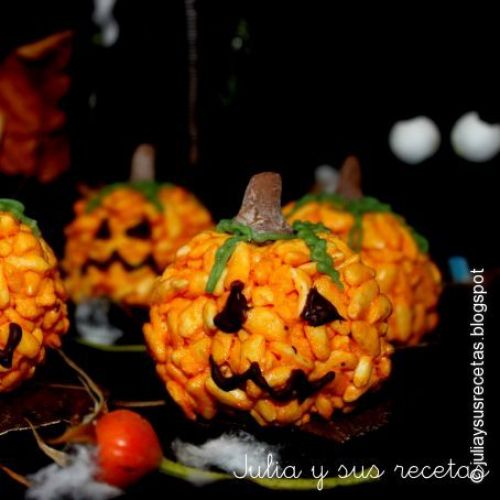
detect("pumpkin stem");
top-left (130, 144), bottom-right (155, 181)
top-left (234, 172), bottom-right (293, 235)
top-left (336, 155), bottom-right (363, 199)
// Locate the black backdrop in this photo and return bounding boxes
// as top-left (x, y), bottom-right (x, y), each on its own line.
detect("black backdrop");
top-left (2, 0), bottom-right (499, 272)
top-left (0, 2), bottom-right (499, 498)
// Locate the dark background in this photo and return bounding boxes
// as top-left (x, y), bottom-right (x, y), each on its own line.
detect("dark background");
top-left (1, 0), bottom-right (499, 271)
top-left (0, 1), bottom-right (498, 498)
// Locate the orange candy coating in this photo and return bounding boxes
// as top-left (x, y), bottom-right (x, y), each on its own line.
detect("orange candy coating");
top-left (284, 201), bottom-right (442, 344)
top-left (63, 184), bottom-right (213, 307)
top-left (144, 229), bottom-right (393, 426)
top-left (0, 212), bottom-right (69, 392)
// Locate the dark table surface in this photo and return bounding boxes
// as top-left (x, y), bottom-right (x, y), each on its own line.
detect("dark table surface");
top-left (0, 282), bottom-right (497, 499)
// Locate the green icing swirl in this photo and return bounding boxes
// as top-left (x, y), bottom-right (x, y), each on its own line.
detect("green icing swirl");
top-left (205, 219), bottom-right (343, 293)
top-left (215, 219), bottom-right (296, 244)
top-left (286, 193), bottom-right (429, 253)
top-left (292, 221), bottom-right (343, 289)
top-left (205, 236), bottom-right (244, 293)
top-left (85, 181), bottom-right (173, 213)
top-left (0, 199), bottom-right (41, 236)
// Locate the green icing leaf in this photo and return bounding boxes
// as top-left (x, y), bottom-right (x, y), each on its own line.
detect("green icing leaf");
top-left (288, 193), bottom-right (429, 254)
top-left (413, 232), bottom-right (429, 253)
top-left (205, 220), bottom-right (296, 293)
top-left (405, 222), bottom-right (429, 253)
top-left (0, 199), bottom-right (41, 236)
top-left (206, 219), bottom-right (344, 293)
top-left (206, 235), bottom-right (244, 293)
top-left (285, 193), bottom-right (345, 216)
top-left (347, 214), bottom-right (363, 252)
top-left (216, 219), bottom-right (295, 244)
top-left (216, 219), bottom-right (252, 239)
top-left (292, 221), bottom-right (343, 290)
top-left (85, 181), bottom-right (173, 213)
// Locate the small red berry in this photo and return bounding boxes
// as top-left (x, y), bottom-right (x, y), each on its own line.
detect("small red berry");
top-left (95, 409), bottom-right (163, 488)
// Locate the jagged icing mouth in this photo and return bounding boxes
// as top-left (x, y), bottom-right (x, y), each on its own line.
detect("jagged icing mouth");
top-left (209, 356), bottom-right (335, 403)
top-left (82, 250), bottom-right (161, 275)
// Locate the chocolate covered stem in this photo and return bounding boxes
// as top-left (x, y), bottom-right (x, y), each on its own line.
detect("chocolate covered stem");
top-left (130, 144), bottom-right (156, 182)
top-left (336, 155), bottom-right (363, 199)
top-left (234, 172), bottom-right (293, 236)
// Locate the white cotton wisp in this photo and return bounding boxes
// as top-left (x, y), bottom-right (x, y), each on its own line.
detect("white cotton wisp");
top-left (26, 445), bottom-right (121, 500)
top-left (75, 298), bottom-right (123, 345)
top-left (172, 431), bottom-right (280, 482)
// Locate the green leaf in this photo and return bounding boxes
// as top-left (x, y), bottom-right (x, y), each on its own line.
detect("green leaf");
top-left (207, 219), bottom-right (344, 293)
top-left (205, 236), bottom-right (243, 293)
top-left (0, 199), bottom-right (40, 236)
top-left (288, 193), bottom-right (430, 253)
top-left (85, 181), bottom-right (173, 213)
top-left (292, 221), bottom-right (343, 290)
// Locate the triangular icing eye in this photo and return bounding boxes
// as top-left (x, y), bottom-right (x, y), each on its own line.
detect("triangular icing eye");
top-left (126, 218), bottom-right (152, 239)
top-left (301, 287), bottom-right (343, 326)
top-left (213, 280), bottom-right (249, 333)
top-left (95, 220), bottom-right (111, 239)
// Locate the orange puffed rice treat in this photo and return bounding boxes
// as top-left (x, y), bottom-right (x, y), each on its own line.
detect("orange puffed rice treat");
top-left (0, 200), bottom-right (68, 392)
top-left (63, 182), bottom-right (212, 307)
top-left (284, 193), bottom-right (441, 345)
top-left (144, 174), bottom-right (393, 426)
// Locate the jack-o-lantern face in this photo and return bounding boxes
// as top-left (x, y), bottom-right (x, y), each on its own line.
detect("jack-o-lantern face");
top-left (284, 194), bottom-right (442, 345)
top-left (0, 200), bottom-right (69, 392)
top-left (63, 182), bottom-right (212, 307)
top-left (144, 174), bottom-right (393, 426)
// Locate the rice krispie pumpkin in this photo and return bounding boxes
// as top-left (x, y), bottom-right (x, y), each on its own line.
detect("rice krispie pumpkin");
top-left (63, 181), bottom-right (212, 307)
top-left (144, 173), bottom-right (393, 426)
top-left (284, 157), bottom-right (442, 345)
top-left (0, 199), bottom-right (68, 392)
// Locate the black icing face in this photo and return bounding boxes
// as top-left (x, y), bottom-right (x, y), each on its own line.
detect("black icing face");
top-left (95, 220), bottom-right (111, 239)
top-left (125, 218), bottom-right (152, 239)
top-left (300, 287), bottom-right (343, 326)
top-left (95, 217), bottom-right (152, 241)
top-left (213, 281), bottom-right (343, 335)
top-left (0, 323), bottom-right (23, 369)
top-left (208, 282), bottom-right (342, 402)
top-left (210, 356), bottom-right (335, 403)
top-left (82, 217), bottom-right (159, 274)
top-left (82, 252), bottom-right (160, 274)
top-left (213, 281), bottom-right (249, 333)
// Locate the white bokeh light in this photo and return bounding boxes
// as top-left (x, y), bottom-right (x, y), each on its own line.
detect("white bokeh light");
top-left (389, 116), bottom-right (441, 164)
top-left (314, 164), bottom-right (339, 193)
top-left (451, 111), bottom-right (500, 162)
top-left (93, 0), bottom-right (119, 47)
